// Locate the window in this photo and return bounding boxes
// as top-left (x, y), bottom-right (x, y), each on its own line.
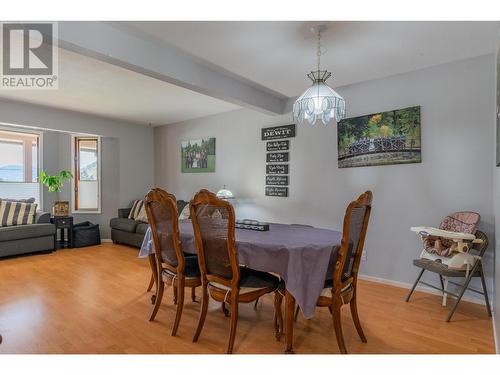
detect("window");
top-left (0, 129), bottom-right (41, 204)
top-left (72, 136), bottom-right (101, 213)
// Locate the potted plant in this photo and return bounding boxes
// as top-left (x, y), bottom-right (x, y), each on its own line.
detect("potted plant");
top-left (40, 170), bottom-right (73, 216)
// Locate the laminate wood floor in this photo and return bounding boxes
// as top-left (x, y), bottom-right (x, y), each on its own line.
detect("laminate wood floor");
top-left (0, 244), bottom-right (494, 354)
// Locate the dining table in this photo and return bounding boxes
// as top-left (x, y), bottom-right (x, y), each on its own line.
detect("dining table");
top-left (139, 220), bottom-right (342, 353)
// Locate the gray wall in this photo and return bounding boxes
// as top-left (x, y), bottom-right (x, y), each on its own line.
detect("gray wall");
top-left (493, 43), bottom-right (500, 352)
top-left (154, 55), bottom-right (496, 301)
top-left (0, 98), bottom-right (155, 238)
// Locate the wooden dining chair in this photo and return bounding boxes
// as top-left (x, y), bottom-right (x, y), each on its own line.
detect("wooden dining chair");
top-left (190, 189), bottom-right (284, 354)
top-left (144, 188), bottom-right (202, 336)
top-left (315, 191), bottom-right (373, 354)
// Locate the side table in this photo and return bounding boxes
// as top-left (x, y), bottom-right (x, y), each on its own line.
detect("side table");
top-left (51, 216), bottom-right (74, 249)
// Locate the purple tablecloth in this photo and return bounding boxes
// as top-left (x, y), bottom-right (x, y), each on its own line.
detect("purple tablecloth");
top-left (140, 220), bottom-right (342, 319)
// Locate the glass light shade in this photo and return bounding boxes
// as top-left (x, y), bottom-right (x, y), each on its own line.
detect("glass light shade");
top-left (293, 70), bottom-right (346, 125)
top-left (216, 185), bottom-right (234, 199)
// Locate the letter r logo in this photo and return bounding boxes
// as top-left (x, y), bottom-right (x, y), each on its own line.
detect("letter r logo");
top-left (2, 23), bottom-right (53, 75)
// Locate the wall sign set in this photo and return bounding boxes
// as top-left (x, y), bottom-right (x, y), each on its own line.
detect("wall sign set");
top-left (261, 124), bottom-right (295, 197)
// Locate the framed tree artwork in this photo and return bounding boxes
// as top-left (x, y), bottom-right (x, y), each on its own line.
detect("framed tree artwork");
top-left (337, 106), bottom-right (421, 168)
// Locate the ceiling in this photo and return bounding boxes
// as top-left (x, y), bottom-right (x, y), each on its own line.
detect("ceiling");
top-left (1, 21), bottom-right (498, 125)
top-left (0, 47), bottom-right (240, 126)
top-left (126, 21), bottom-right (500, 96)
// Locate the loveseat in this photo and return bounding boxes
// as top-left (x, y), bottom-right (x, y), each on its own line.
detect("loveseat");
top-left (0, 210), bottom-right (55, 258)
top-left (110, 200), bottom-right (188, 248)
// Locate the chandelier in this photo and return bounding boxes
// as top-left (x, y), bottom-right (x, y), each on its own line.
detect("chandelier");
top-left (293, 25), bottom-right (346, 125)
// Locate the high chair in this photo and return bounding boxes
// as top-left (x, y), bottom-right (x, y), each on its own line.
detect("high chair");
top-left (406, 212), bottom-right (491, 321)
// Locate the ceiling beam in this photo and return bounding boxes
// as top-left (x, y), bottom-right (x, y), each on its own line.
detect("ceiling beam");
top-left (56, 22), bottom-right (287, 115)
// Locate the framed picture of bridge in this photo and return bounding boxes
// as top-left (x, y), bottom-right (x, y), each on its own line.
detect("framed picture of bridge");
top-left (337, 106), bottom-right (421, 168)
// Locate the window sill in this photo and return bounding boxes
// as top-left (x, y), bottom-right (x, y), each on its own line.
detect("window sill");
top-left (72, 210), bottom-right (101, 215)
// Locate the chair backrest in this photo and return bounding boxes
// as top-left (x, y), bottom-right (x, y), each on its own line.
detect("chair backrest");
top-left (333, 191), bottom-right (373, 288)
top-left (190, 189), bottom-right (239, 287)
top-left (144, 188), bottom-right (185, 274)
top-left (439, 212), bottom-right (480, 234)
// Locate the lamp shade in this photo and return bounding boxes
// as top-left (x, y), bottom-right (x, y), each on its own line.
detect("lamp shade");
top-left (293, 70), bottom-right (346, 125)
top-left (216, 185), bottom-right (234, 199)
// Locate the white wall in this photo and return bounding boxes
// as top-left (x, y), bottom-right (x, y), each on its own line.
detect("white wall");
top-left (154, 54), bottom-right (496, 299)
top-left (0, 99), bottom-right (155, 238)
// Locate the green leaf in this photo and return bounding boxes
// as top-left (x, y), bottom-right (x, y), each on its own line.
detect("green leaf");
top-left (40, 169), bottom-right (73, 193)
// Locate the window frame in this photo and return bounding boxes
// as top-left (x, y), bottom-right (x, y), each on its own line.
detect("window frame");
top-left (0, 124), bottom-right (43, 208)
top-left (71, 134), bottom-right (101, 214)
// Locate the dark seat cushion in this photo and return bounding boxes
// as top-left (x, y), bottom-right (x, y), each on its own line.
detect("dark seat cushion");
top-left (109, 218), bottom-right (138, 233)
top-left (135, 223), bottom-right (149, 235)
top-left (0, 223), bottom-right (55, 242)
top-left (184, 255), bottom-right (201, 277)
top-left (239, 267), bottom-right (281, 290)
top-left (163, 255), bottom-right (201, 278)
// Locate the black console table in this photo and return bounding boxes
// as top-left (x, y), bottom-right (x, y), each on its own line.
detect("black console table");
top-left (51, 216), bottom-right (74, 249)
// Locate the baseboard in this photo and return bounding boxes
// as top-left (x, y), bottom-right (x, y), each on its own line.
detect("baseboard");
top-left (358, 273), bottom-right (486, 306)
top-left (101, 238), bottom-right (113, 243)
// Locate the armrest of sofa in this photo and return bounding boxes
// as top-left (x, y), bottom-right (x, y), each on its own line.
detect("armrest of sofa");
top-left (35, 211), bottom-right (51, 224)
top-left (118, 208), bottom-right (131, 218)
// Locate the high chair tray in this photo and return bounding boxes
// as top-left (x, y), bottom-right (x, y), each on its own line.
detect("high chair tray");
top-left (410, 226), bottom-right (476, 241)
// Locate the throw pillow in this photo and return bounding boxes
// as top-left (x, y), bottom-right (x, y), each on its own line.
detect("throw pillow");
top-left (135, 204), bottom-right (149, 223)
top-left (128, 200), bottom-right (144, 220)
top-left (0, 200), bottom-right (37, 227)
top-left (179, 204), bottom-right (190, 220)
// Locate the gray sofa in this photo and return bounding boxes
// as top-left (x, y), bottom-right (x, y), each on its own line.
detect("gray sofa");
top-left (0, 211), bottom-right (55, 258)
top-left (110, 200), bottom-right (188, 248)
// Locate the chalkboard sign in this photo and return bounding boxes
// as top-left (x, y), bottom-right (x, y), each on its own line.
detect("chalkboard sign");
top-left (262, 124), bottom-right (296, 140)
top-left (266, 164), bottom-right (289, 175)
top-left (267, 140), bottom-right (289, 152)
top-left (266, 175), bottom-right (289, 186)
top-left (265, 186), bottom-right (288, 197)
top-left (266, 152), bottom-right (289, 163)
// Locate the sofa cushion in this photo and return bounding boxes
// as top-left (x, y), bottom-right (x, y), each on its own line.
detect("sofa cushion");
top-left (177, 200), bottom-right (188, 216)
top-left (0, 223), bottom-right (55, 242)
top-left (0, 200), bottom-right (38, 227)
top-left (136, 223), bottom-right (149, 235)
top-left (135, 205), bottom-right (148, 223)
top-left (179, 204), bottom-right (190, 220)
top-left (128, 200), bottom-right (144, 220)
top-left (109, 217), bottom-right (138, 233)
top-left (0, 197), bottom-right (36, 203)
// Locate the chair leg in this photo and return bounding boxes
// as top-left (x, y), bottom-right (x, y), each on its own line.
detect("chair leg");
top-left (350, 292), bottom-right (367, 343)
top-left (442, 277), bottom-right (449, 307)
top-left (221, 302), bottom-right (230, 317)
top-left (191, 287), bottom-right (197, 302)
top-left (173, 285), bottom-right (178, 305)
top-left (274, 292), bottom-right (283, 341)
top-left (227, 290), bottom-right (239, 354)
top-left (294, 305), bottom-right (300, 322)
top-left (406, 268), bottom-right (425, 302)
top-left (254, 297), bottom-right (260, 310)
top-left (331, 301), bottom-right (347, 354)
top-left (192, 284), bottom-right (209, 342)
top-left (149, 281), bottom-right (164, 321)
top-left (147, 273), bottom-right (154, 292)
top-left (479, 265), bottom-right (492, 317)
top-left (171, 277), bottom-right (185, 336)
top-left (446, 262), bottom-right (479, 322)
